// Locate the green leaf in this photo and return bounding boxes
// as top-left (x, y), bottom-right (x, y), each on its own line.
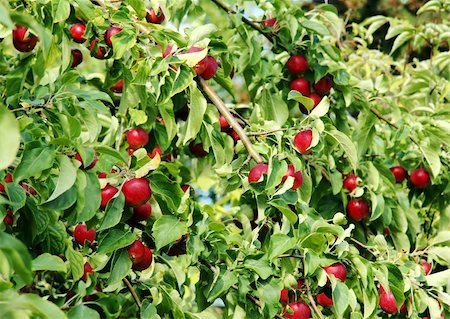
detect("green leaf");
top-left (269, 198), bottom-right (298, 224)
top-left (426, 269), bottom-right (450, 287)
top-left (111, 29), bottom-right (137, 60)
top-left (419, 143), bottom-right (441, 178)
top-left (259, 90), bottom-right (288, 126)
top-left (66, 244), bottom-right (84, 281)
top-left (207, 271), bottom-right (238, 302)
top-left (96, 145), bottom-right (128, 164)
top-left (326, 130), bottom-right (358, 170)
top-left (244, 256), bottom-right (273, 280)
top-left (301, 19), bottom-right (330, 36)
top-left (45, 155), bottom-right (77, 202)
top-left (183, 83), bottom-right (207, 144)
top-left (0, 232), bottom-right (33, 284)
top-left (53, 0), bottom-right (70, 22)
top-left (332, 279), bottom-right (350, 318)
top-left (0, 107), bottom-right (20, 170)
top-left (14, 146), bottom-right (56, 182)
top-left (310, 96), bottom-right (330, 118)
top-left (97, 229), bottom-right (136, 254)
top-left (268, 234), bottom-right (296, 260)
top-left (68, 304), bottom-right (100, 319)
top-left (32, 253), bottom-right (67, 273)
top-left (98, 192), bottom-right (125, 231)
top-left (152, 215), bottom-right (187, 250)
top-left (188, 24), bottom-right (218, 46)
top-left (150, 172), bottom-right (183, 213)
top-left (108, 249), bottom-right (131, 285)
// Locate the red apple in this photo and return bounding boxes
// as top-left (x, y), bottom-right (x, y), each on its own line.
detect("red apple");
top-left (248, 163), bottom-right (269, 183)
top-left (219, 115), bottom-right (230, 130)
top-left (74, 151), bottom-right (98, 170)
top-left (314, 76), bottom-right (332, 95)
top-left (230, 130), bottom-right (240, 142)
top-left (110, 79), bottom-right (124, 93)
top-left (290, 78), bottom-right (310, 96)
top-left (3, 210), bottom-right (13, 225)
top-left (69, 23), bottom-right (86, 43)
top-left (162, 45), bottom-right (173, 58)
top-left (283, 301), bottom-right (311, 319)
top-left (82, 262), bottom-right (94, 282)
top-left (383, 227), bottom-right (391, 236)
top-left (126, 128), bottom-right (149, 149)
top-left (280, 280), bottom-right (303, 304)
top-left (287, 55), bottom-right (308, 75)
top-left (105, 26), bottom-right (122, 47)
top-left (128, 240), bottom-right (145, 265)
top-left (12, 25), bottom-right (38, 52)
top-left (188, 47), bottom-right (208, 75)
top-left (132, 245), bottom-right (152, 271)
top-left (410, 168), bottom-right (430, 189)
top-left (0, 172), bottom-right (13, 193)
top-left (420, 262), bottom-right (432, 275)
top-left (122, 178), bottom-right (152, 207)
top-left (21, 183), bottom-right (37, 195)
top-left (98, 172), bottom-right (108, 178)
top-left (347, 199), bottom-right (369, 221)
top-left (73, 224), bottom-right (96, 245)
top-left (294, 129), bottom-right (313, 154)
top-left (262, 18), bottom-right (278, 29)
top-left (71, 49), bottom-right (83, 68)
top-left (200, 55), bottom-right (218, 80)
top-left (181, 184), bottom-right (190, 192)
top-left (282, 164), bottom-right (304, 190)
top-left (390, 166), bottom-right (407, 183)
top-left (300, 93), bottom-right (321, 113)
top-left (148, 146), bottom-right (163, 158)
top-left (100, 184), bottom-right (119, 209)
top-left (133, 202), bottom-right (152, 222)
top-left (343, 175), bottom-right (358, 192)
top-left (316, 292), bottom-right (333, 307)
top-left (89, 40), bottom-right (107, 59)
top-left (379, 285), bottom-right (398, 314)
top-left (189, 142), bottom-right (208, 157)
top-left (324, 263), bottom-right (347, 282)
top-left (146, 7), bottom-right (165, 24)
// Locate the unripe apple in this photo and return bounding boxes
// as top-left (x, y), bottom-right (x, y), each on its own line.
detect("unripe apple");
top-left (189, 142), bottom-right (208, 157)
top-left (146, 7), bottom-right (165, 24)
top-left (379, 285), bottom-right (398, 314)
top-left (347, 199), bottom-right (369, 221)
top-left (73, 224), bottom-right (96, 245)
top-left (133, 202), bottom-right (152, 222)
top-left (128, 240), bottom-right (145, 265)
top-left (122, 178), bottom-right (152, 207)
top-left (343, 175), bottom-right (358, 192)
top-left (410, 168), bottom-right (430, 189)
top-left (420, 261), bottom-right (432, 275)
top-left (82, 262), bottom-right (94, 282)
top-left (323, 263), bottom-right (347, 282)
top-left (287, 55), bottom-right (308, 75)
top-left (200, 55), bottom-right (218, 80)
top-left (262, 18), bottom-right (278, 29)
top-left (89, 40), bottom-right (107, 59)
top-left (0, 172), bottom-right (13, 193)
top-left (248, 163), bottom-right (269, 183)
top-left (12, 25), bottom-right (38, 52)
top-left (110, 79), bottom-right (124, 93)
top-left (282, 164), bottom-right (304, 190)
top-left (69, 23), bottom-right (87, 43)
top-left (126, 128), bottom-right (149, 149)
top-left (290, 78), bottom-right (310, 96)
top-left (132, 245), bottom-right (152, 271)
top-left (294, 129), bottom-right (313, 154)
top-left (313, 76), bottom-right (333, 95)
top-left (71, 49), bottom-right (83, 68)
top-left (74, 151), bottom-right (98, 170)
top-left (219, 115), bottom-right (230, 130)
top-left (105, 26), bottom-right (122, 47)
top-left (283, 301), bottom-right (311, 319)
top-left (390, 166), bottom-right (407, 183)
top-left (100, 184), bottom-right (119, 209)
top-left (316, 292), bottom-right (333, 307)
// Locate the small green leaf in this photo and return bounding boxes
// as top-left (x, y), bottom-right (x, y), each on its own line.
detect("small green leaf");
top-left (97, 229), bottom-right (136, 254)
top-left (98, 192), bottom-right (125, 231)
top-left (32, 253), bottom-right (67, 273)
top-left (326, 130), bottom-right (358, 170)
top-left (183, 83), bottom-right (207, 144)
top-left (268, 234), bottom-right (296, 260)
top-left (152, 215), bottom-right (187, 250)
top-left (108, 249), bottom-right (131, 285)
top-left (0, 107), bottom-right (20, 170)
top-left (46, 155), bottom-right (77, 202)
top-left (68, 304), bottom-right (101, 319)
top-left (14, 146), bottom-right (56, 182)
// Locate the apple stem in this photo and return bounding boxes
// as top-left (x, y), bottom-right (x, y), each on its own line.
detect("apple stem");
top-left (198, 78), bottom-right (264, 163)
top-left (123, 277), bottom-right (142, 308)
top-left (305, 280), bottom-right (325, 319)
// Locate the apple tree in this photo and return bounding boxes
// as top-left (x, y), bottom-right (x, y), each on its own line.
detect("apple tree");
top-left (0, 0), bottom-right (449, 318)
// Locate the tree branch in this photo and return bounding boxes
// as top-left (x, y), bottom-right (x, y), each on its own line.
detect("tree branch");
top-left (123, 277), bottom-right (142, 308)
top-left (198, 78), bottom-right (264, 163)
top-left (304, 280), bottom-right (325, 319)
top-left (369, 107), bottom-right (399, 129)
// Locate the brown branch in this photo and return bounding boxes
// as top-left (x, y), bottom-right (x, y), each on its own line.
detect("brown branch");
top-left (305, 280), bottom-right (325, 319)
top-left (369, 107), bottom-right (399, 129)
top-left (209, 0), bottom-right (289, 52)
top-left (123, 277), bottom-right (142, 308)
top-left (198, 78), bottom-right (264, 163)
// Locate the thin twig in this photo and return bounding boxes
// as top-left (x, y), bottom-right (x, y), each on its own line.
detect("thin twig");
top-left (198, 78), bottom-right (264, 163)
top-left (304, 280), bottom-right (325, 319)
top-left (123, 277), bottom-right (142, 308)
top-left (369, 107), bottom-right (399, 129)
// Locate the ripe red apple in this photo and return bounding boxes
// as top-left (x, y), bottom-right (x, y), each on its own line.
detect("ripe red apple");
top-left (420, 262), bottom-right (432, 275)
top-left (146, 7), bottom-right (165, 24)
top-left (133, 202), bottom-right (152, 222)
top-left (82, 262), bottom-right (94, 282)
top-left (280, 280), bottom-right (303, 304)
top-left (122, 178), bottom-right (152, 207)
top-left (21, 183), bottom-right (37, 195)
top-left (248, 163), bottom-right (269, 183)
top-left (148, 146), bottom-right (163, 159)
top-left (98, 172), bottom-right (108, 178)
top-left (200, 55), bottom-right (218, 80)
top-left (230, 130), bottom-right (240, 142)
top-left (343, 175), bottom-right (358, 192)
top-left (74, 151), bottom-right (98, 170)
top-left (390, 166), bottom-right (407, 183)
top-left (314, 76), bottom-right (332, 95)
top-left (132, 245), bottom-right (153, 271)
top-left (282, 164), bottom-right (304, 190)
top-left (400, 301), bottom-right (408, 315)
top-left (0, 172), bottom-right (13, 193)
top-left (189, 142), bottom-right (208, 157)
top-left (287, 55), bottom-right (308, 75)
top-left (110, 79), bottom-right (124, 93)
top-left (262, 18), bottom-right (278, 29)
top-left (3, 210), bottom-right (13, 225)
top-left (324, 263), bottom-right (347, 282)
top-left (105, 26), bottom-right (122, 47)
top-left (219, 115), bottom-right (230, 130)
top-left (283, 301), bottom-right (311, 319)
top-left (316, 292), bottom-right (333, 307)
top-left (290, 78), bottom-right (310, 96)
top-left (181, 184), bottom-right (190, 192)
top-left (100, 184), bottom-right (119, 209)
top-left (126, 128), bottom-right (149, 149)
top-left (379, 285), bottom-right (398, 314)
top-left (128, 240), bottom-right (145, 265)
top-left (73, 224), bottom-right (96, 245)
top-left (188, 47), bottom-right (208, 75)
top-left (71, 49), bottom-right (83, 68)
top-left (69, 23), bottom-right (87, 43)
top-left (383, 227), bottom-right (391, 236)
top-left (89, 39), bottom-right (107, 59)
top-left (293, 129), bottom-right (313, 154)
top-left (12, 25), bottom-right (39, 52)
top-left (410, 168), bottom-right (430, 189)
top-left (347, 199), bottom-right (369, 221)
top-left (299, 92), bottom-right (322, 114)
top-left (162, 45), bottom-right (172, 58)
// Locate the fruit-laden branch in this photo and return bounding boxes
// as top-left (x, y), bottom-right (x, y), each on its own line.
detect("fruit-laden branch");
top-left (198, 78), bottom-right (264, 164)
top-left (123, 277), bottom-right (142, 308)
top-left (209, 0), bottom-right (289, 52)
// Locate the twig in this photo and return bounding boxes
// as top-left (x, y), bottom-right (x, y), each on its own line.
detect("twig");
top-left (304, 280), bottom-right (325, 319)
top-left (247, 127), bottom-right (292, 136)
top-left (369, 107), bottom-right (399, 129)
top-left (306, 159), bottom-right (331, 182)
top-left (123, 277), bottom-right (142, 308)
top-left (198, 78), bottom-right (264, 163)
